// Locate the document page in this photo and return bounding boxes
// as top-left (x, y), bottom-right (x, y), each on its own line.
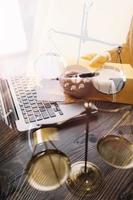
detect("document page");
top-left (36, 79), bottom-right (65, 102)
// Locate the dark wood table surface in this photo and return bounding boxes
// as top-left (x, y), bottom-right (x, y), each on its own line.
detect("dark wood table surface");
top-left (0, 101), bottom-right (133, 200)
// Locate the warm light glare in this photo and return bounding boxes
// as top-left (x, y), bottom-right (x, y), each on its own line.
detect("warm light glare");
top-left (0, 0), bottom-right (27, 56)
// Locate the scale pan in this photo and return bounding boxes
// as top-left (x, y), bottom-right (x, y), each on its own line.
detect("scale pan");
top-left (97, 135), bottom-right (133, 169)
top-left (27, 150), bottom-right (70, 191)
top-left (92, 66), bottom-right (126, 95)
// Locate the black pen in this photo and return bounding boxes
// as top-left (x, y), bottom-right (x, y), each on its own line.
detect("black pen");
top-left (78, 72), bottom-right (99, 78)
top-left (52, 72), bottom-right (99, 80)
top-left (66, 72), bottom-right (99, 78)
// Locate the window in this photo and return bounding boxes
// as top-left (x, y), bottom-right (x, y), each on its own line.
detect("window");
top-left (0, 0), bottom-right (27, 56)
top-left (31, 0), bottom-right (133, 64)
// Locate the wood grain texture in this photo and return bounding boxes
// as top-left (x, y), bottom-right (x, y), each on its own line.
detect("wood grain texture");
top-left (0, 101), bottom-right (133, 200)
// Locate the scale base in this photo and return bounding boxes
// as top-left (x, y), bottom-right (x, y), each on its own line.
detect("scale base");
top-left (66, 161), bottom-right (102, 197)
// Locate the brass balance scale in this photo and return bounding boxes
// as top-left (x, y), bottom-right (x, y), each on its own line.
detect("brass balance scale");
top-left (26, 64), bottom-right (133, 198)
top-left (61, 64), bottom-right (133, 197)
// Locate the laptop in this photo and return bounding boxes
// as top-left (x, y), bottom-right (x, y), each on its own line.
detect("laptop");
top-left (0, 75), bottom-right (84, 132)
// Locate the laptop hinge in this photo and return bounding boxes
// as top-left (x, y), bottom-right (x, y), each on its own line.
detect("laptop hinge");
top-left (0, 78), bottom-right (18, 128)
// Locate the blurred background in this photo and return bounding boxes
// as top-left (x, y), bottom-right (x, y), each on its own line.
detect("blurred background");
top-left (0, 0), bottom-right (133, 76)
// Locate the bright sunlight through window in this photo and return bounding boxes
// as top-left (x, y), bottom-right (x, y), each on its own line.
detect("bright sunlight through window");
top-left (0, 0), bottom-right (27, 56)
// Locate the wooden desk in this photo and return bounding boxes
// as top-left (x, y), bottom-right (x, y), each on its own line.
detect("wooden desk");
top-left (0, 101), bottom-right (133, 200)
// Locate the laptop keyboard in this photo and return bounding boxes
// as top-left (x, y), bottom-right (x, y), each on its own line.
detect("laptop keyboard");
top-left (10, 76), bottom-right (63, 124)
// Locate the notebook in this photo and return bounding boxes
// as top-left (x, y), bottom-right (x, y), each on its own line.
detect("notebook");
top-left (0, 75), bottom-right (84, 131)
